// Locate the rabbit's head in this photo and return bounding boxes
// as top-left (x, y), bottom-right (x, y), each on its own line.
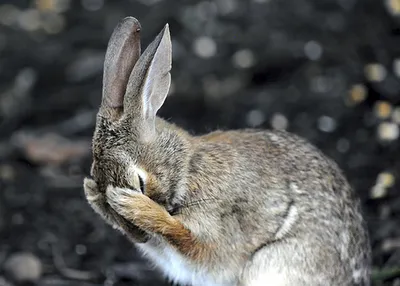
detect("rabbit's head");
top-left (90, 17), bottom-right (190, 211)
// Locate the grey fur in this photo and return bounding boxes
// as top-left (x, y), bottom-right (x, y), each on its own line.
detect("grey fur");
top-left (84, 17), bottom-right (371, 286)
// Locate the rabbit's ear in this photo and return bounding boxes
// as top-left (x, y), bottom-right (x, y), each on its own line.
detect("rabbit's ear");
top-left (124, 24), bottom-right (171, 133)
top-left (101, 17), bottom-right (141, 116)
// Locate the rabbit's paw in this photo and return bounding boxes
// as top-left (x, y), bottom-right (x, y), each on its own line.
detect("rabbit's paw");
top-left (84, 178), bottom-right (121, 229)
top-left (83, 178), bottom-right (102, 202)
top-left (106, 185), bottom-right (170, 231)
top-left (106, 186), bottom-right (210, 259)
top-left (83, 178), bottom-right (109, 217)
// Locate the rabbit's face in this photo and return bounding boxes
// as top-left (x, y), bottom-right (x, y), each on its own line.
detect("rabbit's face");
top-left (88, 17), bottom-right (177, 210)
top-left (89, 114), bottom-right (145, 193)
top-left (90, 114), bottom-right (181, 209)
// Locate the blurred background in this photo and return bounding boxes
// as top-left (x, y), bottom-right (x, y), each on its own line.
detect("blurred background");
top-left (0, 0), bottom-right (399, 285)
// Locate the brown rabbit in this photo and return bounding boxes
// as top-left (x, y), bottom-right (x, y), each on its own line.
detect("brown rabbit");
top-left (83, 17), bottom-right (371, 286)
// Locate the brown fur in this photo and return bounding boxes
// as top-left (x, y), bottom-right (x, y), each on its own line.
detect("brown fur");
top-left (83, 17), bottom-right (371, 286)
top-left (105, 185), bottom-right (213, 262)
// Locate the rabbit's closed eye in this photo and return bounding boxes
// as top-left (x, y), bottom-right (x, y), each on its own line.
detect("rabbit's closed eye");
top-left (126, 165), bottom-right (147, 194)
top-left (126, 172), bottom-right (145, 193)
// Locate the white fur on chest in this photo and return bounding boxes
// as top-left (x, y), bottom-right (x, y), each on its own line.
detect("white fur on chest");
top-left (136, 240), bottom-right (222, 286)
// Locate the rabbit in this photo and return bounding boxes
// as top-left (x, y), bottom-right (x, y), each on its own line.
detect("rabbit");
top-left (83, 16), bottom-right (371, 286)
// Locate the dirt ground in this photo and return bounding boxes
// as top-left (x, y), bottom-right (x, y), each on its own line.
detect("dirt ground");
top-left (0, 0), bottom-right (399, 285)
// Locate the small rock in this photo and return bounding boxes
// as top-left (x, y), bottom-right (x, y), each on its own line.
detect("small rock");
top-left (318, 115), bottom-right (337, 133)
top-left (374, 101), bottom-right (392, 119)
top-left (336, 138), bottom-right (350, 153)
top-left (304, 40), bottom-right (323, 61)
top-left (4, 252), bottom-right (42, 283)
top-left (370, 184), bottom-right (387, 199)
top-left (18, 9), bottom-right (41, 32)
top-left (381, 237), bottom-right (400, 251)
top-left (193, 36), bottom-right (217, 58)
top-left (377, 172), bottom-right (396, 188)
top-left (392, 106), bottom-right (400, 124)
top-left (12, 132), bottom-right (90, 165)
top-left (232, 49), bottom-right (255, 69)
top-left (35, 0), bottom-right (53, 11)
top-left (364, 63), bottom-right (387, 82)
top-left (36, 0), bottom-right (71, 13)
top-left (270, 113), bottom-right (288, 130)
top-left (75, 244), bottom-right (87, 255)
top-left (0, 4), bottom-right (21, 26)
top-left (377, 122), bottom-right (399, 141)
top-left (196, 1), bottom-right (218, 20)
top-left (247, 109), bottom-right (265, 127)
top-left (347, 84), bottom-right (367, 105)
top-left (386, 0), bottom-right (400, 16)
top-left (371, 172), bottom-right (395, 199)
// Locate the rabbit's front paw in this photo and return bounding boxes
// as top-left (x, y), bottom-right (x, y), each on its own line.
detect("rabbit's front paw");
top-left (106, 185), bottom-right (170, 231)
top-left (84, 178), bottom-right (107, 213)
top-left (84, 180), bottom-right (148, 242)
top-left (105, 186), bottom-right (210, 259)
top-left (84, 178), bottom-right (116, 225)
top-left (83, 178), bottom-right (103, 203)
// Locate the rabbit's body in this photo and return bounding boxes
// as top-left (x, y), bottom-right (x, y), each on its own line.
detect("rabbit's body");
top-left (134, 123), bottom-right (370, 286)
top-left (84, 17), bottom-right (371, 286)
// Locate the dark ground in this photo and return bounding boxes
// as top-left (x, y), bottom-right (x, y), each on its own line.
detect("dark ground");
top-left (0, 0), bottom-right (399, 285)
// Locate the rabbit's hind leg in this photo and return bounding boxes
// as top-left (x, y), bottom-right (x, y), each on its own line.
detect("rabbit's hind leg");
top-left (239, 240), bottom-right (338, 286)
top-left (240, 248), bottom-right (292, 286)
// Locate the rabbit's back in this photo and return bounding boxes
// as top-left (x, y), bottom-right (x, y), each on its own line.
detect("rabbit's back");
top-left (183, 129), bottom-right (371, 285)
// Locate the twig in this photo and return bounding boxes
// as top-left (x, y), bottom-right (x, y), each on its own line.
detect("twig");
top-left (36, 110), bottom-right (96, 136)
top-left (51, 243), bottom-right (100, 281)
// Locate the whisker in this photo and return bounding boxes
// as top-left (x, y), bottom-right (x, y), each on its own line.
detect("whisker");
top-left (182, 197), bottom-right (223, 208)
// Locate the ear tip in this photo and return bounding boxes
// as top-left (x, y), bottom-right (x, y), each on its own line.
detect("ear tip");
top-left (162, 23), bottom-right (171, 40)
top-left (120, 16), bottom-right (141, 32)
